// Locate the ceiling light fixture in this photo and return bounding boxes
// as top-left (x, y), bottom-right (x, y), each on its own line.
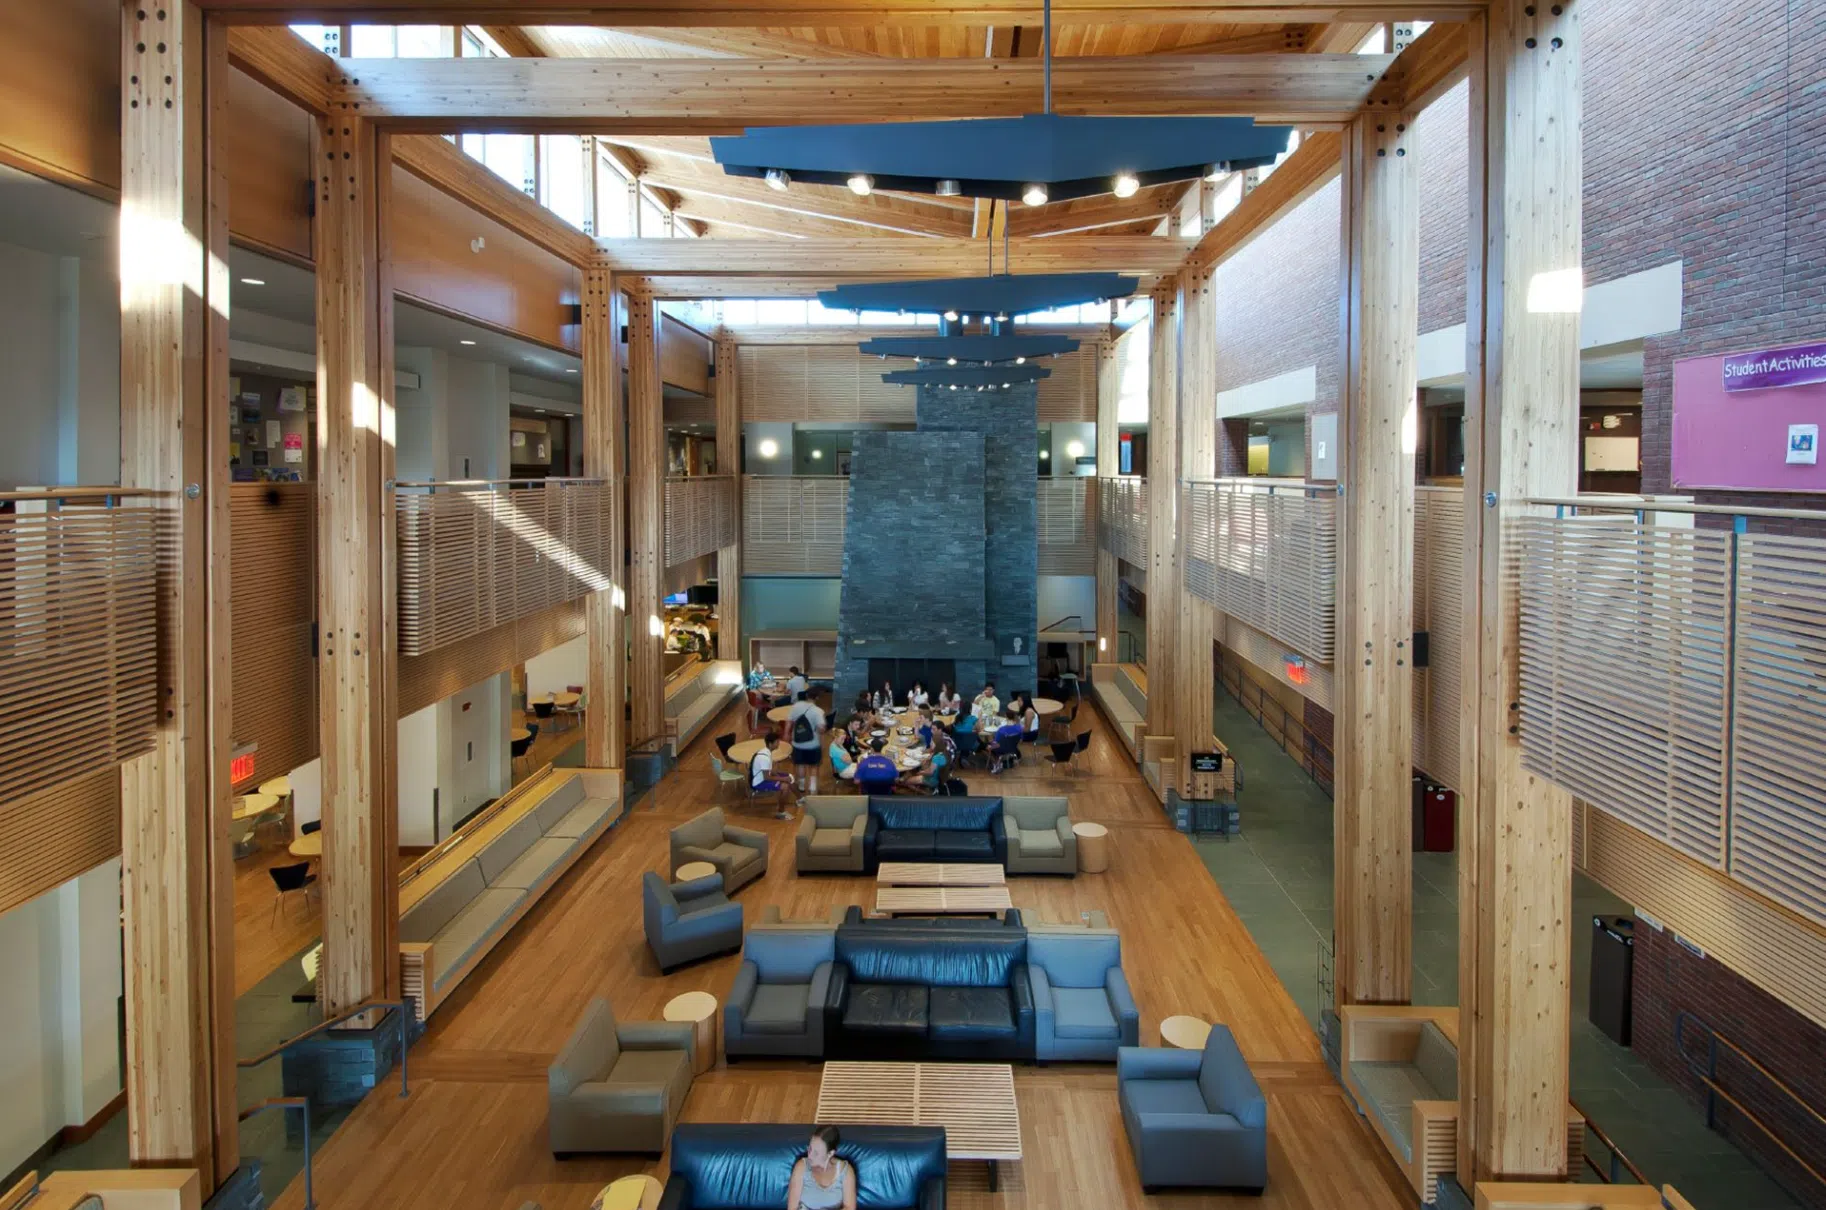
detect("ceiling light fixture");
top-left (460, 339), bottom-right (477, 346)
top-left (758, 438), bottom-right (780, 458)
top-left (1015, 356), bottom-right (1026, 365)
top-left (936, 179), bottom-right (962, 196)
top-left (847, 173), bottom-right (874, 196)
top-left (239, 277), bottom-right (265, 286)
top-left (947, 357), bottom-right (958, 366)
top-left (1112, 173), bottom-right (1140, 198)
top-left (765, 168), bottom-right (792, 191)
top-left (943, 310), bottom-right (960, 322)
top-left (1022, 183), bottom-right (1049, 207)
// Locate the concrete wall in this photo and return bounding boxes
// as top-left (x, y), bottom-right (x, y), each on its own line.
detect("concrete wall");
top-left (0, 238), bottom-right (119, 489)
top-left (436, 674), bottom-right (510, 834)
top-left (397, 704), bottom-right (440, 847)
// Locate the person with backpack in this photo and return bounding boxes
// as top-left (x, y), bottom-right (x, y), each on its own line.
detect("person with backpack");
top-left (785, 690), bottom-right (827, 794)
top-left (749, 729), bottom-right (796, 820)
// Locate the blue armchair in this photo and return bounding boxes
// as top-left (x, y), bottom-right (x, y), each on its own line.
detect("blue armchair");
top-left (1025, 931), bottom-right (1139, 1061)
top-left (1117, 1025), bottom-right (1267, 1193)
top-left (724, 927), bottom-right (837, 1059)
top-left (643, 871), bottom-right (743, 972)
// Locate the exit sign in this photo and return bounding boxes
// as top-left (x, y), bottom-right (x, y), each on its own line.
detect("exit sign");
top-left (230, 746), bottom-right (257, 783)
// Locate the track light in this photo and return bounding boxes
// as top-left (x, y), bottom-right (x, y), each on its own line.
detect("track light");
top-left (765, 168), bottom-right (792, 191)
top-left (847, 173), bottom-right (874, 196)
top-left (949, 384), bottom-right (958, 391)
top-left (1113, 173), bottom-right (1140, 198)
top-left (1015, 356), bottom-right (1026, 365)
top-left (947, 357), bottom-right (958, 366)
top-left (995, 312), bottom-right (1008, 322)
top-left (943, 310), bottom-right (959, 322)
top-left (936, 179), bottom-right (962, 197)
top-left (1022, 183), bottom-right (1048, 207)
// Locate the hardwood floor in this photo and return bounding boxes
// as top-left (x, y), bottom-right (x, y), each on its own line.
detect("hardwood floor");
top-left (270, 696), bottom-right (1412, 1210)
top-left (233, 844), bottom-right (323, 999)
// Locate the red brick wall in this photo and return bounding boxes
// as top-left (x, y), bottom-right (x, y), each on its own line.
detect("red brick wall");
top-left (1416, 81), bottom-right (1470, 337)
top-left (1631, 918), bottom-right (1826, 1207)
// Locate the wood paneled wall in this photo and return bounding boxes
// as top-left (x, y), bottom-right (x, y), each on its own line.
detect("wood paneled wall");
top-left (224, 66), bottom-right (312, 261)
top-left (0, 770), bottom-right (119, 917)
top-left (660, 315), bottom-right (711, 396)
top-left (228, 485), bottom-right (318, 791)
top-left (737, 343), bottom-right (1099, 423)
top-left (0, 0), bottom-right (119, 195)
top-left (399, 600), bottom-right (586, 718)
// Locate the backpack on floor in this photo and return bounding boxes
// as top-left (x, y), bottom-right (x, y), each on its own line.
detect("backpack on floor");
top-left (940, 777), bottom-right (970, 797)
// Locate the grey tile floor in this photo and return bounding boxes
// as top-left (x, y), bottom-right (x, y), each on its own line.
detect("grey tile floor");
top-left (1193, 689), bottom-right (1804, 1210)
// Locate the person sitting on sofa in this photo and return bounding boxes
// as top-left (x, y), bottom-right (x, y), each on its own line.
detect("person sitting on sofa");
top-left (787, 1126), bottom-right (857, 1210)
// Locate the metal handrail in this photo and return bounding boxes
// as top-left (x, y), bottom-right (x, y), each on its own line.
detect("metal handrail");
top-left (241, 1097), bottom-right (316, 1210)
top-left (1676, 1010), bottom-right (1826, 1193)
top-left (1185, 476), bottom-right (1342, 498)
top-left (1572, 1100), bottom-right (1653, 1185)
top-left (393, 477), bottom-right (605, 490)
top-left (1217, 652), bottom-right (1333, 789)
top-left (237, 998), bottom-right (411, 1103)
top-left (0, 487), bottom-right (163, 504)
top-left (1527, 494), bottom-right (1826, 522)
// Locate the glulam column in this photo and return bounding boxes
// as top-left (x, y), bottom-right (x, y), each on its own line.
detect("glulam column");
top-left (714, 339), bottom-right (742, 661)
top-left (1094, 336), bottom-right (1120, 661)
top-left (1458, 0), bottom-right (1581, 1184)
top-left (626, 292), bottom-right (667, 745)
top-left (1143, 283), bottom-right (1180, 749)
top-left (314, 110), bottom-right (399, 1016)
top-left (582, 269), bottom-right (625, 768)
top-left (117, 2), bottom-right (237, 1189)
top-left (1333, 105), bottom-right (1420, 1008)
top-left (1175, 268), bottom-right (1219, 795)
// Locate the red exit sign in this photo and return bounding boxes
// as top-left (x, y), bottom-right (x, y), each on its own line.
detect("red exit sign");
top-left (230, 747), bottom-right (257, 783)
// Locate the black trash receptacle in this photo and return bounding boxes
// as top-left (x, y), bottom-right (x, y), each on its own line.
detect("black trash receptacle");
top-left (1589, 915), bottom-right (1635, 1046)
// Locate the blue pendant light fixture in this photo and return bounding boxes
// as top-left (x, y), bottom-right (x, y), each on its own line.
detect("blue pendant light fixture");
top-left (710, 0), bottom-right (1291, 204)
top-left (861, 332), bottom-right (1080, 363)
top-left (883, 364), bottom-right (1053, 389)
top-left (820, 271), bottom-right (1135, 318)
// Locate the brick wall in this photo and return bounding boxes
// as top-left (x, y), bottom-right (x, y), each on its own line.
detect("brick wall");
top-left (1416, 81), bottom-right (1470, 337)
top-left (1632, 918), bottom-right (1826, 1208)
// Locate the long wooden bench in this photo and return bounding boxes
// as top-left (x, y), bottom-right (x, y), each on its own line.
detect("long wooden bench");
top-left (1088, 662), bottom-right (1146, 759)
top-left (397, 767), bottom-right (623, 1022)
top-left (1340, 1005), bottom-right (1586, 1204)
top-left (665, 658), bottom-right (745, 753)
top-left (1475, 1184), bottom-right (1690, 1209)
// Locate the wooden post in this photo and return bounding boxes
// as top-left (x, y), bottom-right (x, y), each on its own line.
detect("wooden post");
top-left (1094, 337), bottom-right (1120, 660)
top-left (714, 339), bottom-right (742, 661)
top-left (1334, 104), bottom-right (1419, 1008)
top-left (626, 291), bottom-right (667, 745)
top-left (1175, 268), bottom-right (1219, 795)
top-left (315, 110), bottom-right (399, 1017)
top-left (118, 3), bottom-right (237, 1190)
top-left (579, 135), bottom-right (598, 236)
top-left (1143, 282), bottom-right (1180, 745)
top-left (1458, 0), bottom-right (1581, 1185)
top-left (581, 268), bottom-right (624, 769)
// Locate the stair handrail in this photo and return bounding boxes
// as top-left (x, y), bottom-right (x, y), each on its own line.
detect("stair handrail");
top-left (240, 1097), bottom-right (316, 1210)
top-left (1569, 1099), bottom-right (1653, 1185)
top-left (1675, 1010), bottom-right (1826, 1194)
top-left (236, 998), bottom-right (412, 1103)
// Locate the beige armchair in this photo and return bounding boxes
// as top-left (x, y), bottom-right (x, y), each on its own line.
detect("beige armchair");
top-left (794, 797), bottom-right (868, 873)
top-left (548, 998), bottom-right (696, 1155)
top-left (669, 806), bottom-right (769, 893)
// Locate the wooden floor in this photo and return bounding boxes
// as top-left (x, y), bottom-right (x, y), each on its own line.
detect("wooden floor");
top-left (233, 844), bottom-right (323, 998)
top-left (272, 696), bottom-right (1412, 1210)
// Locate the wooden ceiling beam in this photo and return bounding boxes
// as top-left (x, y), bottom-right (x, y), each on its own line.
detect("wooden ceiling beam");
top-left (595, 234), bottom-right (1191, 275)
top-left (637, 172), bottom-right (972, 238)
top-left (394, 133), bottom-right (598, 263)
top-left (1008, 184), bottom-right (1180, 236)
top-left (1158, 27), bottom-right (1314, 54)
top-left (478, 24), bottom-right (544, 57)
top-left (226, 24), bottom-right (334, 113)
top-left (624, 273), bottom-right (1165, 299)
top-left (1303, 21), bottom-right (1381, 53)
top-left (321, 53), bottom-right (1399, 128)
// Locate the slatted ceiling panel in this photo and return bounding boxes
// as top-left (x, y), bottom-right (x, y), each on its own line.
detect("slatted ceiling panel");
top-left (737, 346), bottom-right (807, 421)
top-left (1583, 806), bottom-right (1826, 1031)
top-left (858, 363), bottom-right (908, 423)
top-left (802, 345), bottom-right (862, 421)
top-left (664, 476), bottom-right (737, 568)
top-left (742, 475), bottom-right (848, 575)
top-left (1035, 345), bottom-right (1099, 422)
top-left (1181, 480), bottom-right (1337, 665)
top-left (1096, 476), bottom-right (1149, 567)
top-left (1517, 515), bottom-right (1733, 866)
top-left (0, 768), bottom-right (119, 915)
top-left (0, 501), bottom-right (161, 809)
top-left (1223, 613), bottom-right (1336, 712)
top-left (396, 481), bottom-right (614, 657)
top-left (1728, 533), bottom-right (1826, 924)
top-left (398, 599), bottom-right (587, 718)
top-left (1412, 487), bottom-right (1464, 789)
top-left (228, 484), bottom-right (318, 791)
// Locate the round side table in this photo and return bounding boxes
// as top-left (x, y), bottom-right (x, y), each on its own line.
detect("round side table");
top-left (1160, 1014), bottom-right (1213, 1050)
top-left (591, 1173), bottom-right (663, 1210)
top-left (664, 990), bottom-right (720, 1075)
top-left (1073, 822), bottom-right (1110, 873)
top-left (674, 861), bottom-right (717, 884)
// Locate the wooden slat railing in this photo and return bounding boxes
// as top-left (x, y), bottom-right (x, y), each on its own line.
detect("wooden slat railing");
top-left (1181, 478), bottom-right (1338, 665)
top-left (1095, 475), bottom-right (1148, 566)
top-left (664, 474), bottom-right (737, 568)
top-left (1037, 476), bottom-right (1095, 575)
top-left (742, 475), bottom-right (848, 575)
top-left (395, 478), bottom-right (613, 657)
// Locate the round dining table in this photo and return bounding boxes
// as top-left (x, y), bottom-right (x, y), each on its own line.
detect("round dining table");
top-left (1033, 697), bottom-right (1067, 717)
top-left (727, 738), bottom-right (790, 766)
top-left (233, 792), bottom-right (278, 821)
top-left (258, 776), bottom-right (292, 800)
top-left (766, 704), bottom-right (795, 723)
top-left (288, 832), bottom-right (323, 859)
top-left (549, 691), bottom-right (582, 709)
top-left (511, 725), bottom-right (532, 744)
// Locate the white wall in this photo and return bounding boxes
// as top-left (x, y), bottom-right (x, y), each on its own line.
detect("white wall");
top-left (397, 704), bottom-right (441, 847)
top-left (0, 860), bottom-right (123, 1177)
top-left (289, 757), bottom-right (322, 833)
top-left (1038, 576), bottom-right (1096, 631)
top-left (436, 674), bottom-right (511, 833)
top-left (445, 355), bottom-right (511, 480)
top-left (1047, 422), bottom-right (1096, 476)
top-left (0, 239), bottom-right (119, 489)
top-left (525, 635), bottom-right (587, 700)
top-left (393, 346), bottom-right (450, 483)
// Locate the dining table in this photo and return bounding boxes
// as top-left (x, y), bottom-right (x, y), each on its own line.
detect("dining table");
top-left (727, 737), bottom-right (790, 766)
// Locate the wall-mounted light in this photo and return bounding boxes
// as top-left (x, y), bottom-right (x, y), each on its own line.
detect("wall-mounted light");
top-left (1015, 356), bottom-right (1026, 365)
top-left (1112, 173), bottom-right (1140, 199)
top-left (765, 168), bottom-right (792, 191)
top-left (239, 277), bottom-right (266, 286)
top-left (1066, 440), bottom-right (1085, 459)
top-left (946, 357), bottom-right (958, 366)
top-left (460, 339), bottom-right (477, 346)
top-left (847, 173), bottom-right (875, 196)
top-left (943, 310), bottom-right (959, 322)
top-left (811, 448), bottom-right (823, 459)
top-left (1040, 449), bottom-right (1051, 459)
top-left (758, 438), bottom-right (780, 458)
top-left (936, 179), bottom-right (962, 196)
top-left (1098, 636), bottom-right (1107, 653)
top-left (1022, 183), bottom-right (1049, 207)
top-left (648, 615), bottom-right (665, 637)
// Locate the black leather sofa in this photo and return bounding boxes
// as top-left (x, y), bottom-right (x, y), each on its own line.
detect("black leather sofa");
top-left (863, 796), bottom-right (1007, 872)
top-left (828, 913), bottom-right (1034, 1061)
top-left (660, 1123), bottom-right (946, 1210)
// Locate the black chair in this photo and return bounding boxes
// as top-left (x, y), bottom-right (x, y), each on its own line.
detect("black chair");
top-left (991, 731), bottom-right (1023, 771)
top-left (269, 862), bottom-right (317, 925)
top-left (952, 729), bottom-right (983, 768)
top-left (533, 697), bottom-right (556, 720)
top-left (1073, 730), bottom-right (1092, 774)
top-left (1048, 740), bottom-right (1077, 775)
top-left (300, 819), bottom-right (321, 836)
top-left (714, 732), bottom-right (738, 762)
top-left (512, 724), bottom-right (538, 775)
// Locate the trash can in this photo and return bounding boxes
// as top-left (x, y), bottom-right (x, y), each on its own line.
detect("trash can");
top-left (1589, 915), bottom-right (1635, 1046)
top-left (1419, 785), bottom-right (1456, 853)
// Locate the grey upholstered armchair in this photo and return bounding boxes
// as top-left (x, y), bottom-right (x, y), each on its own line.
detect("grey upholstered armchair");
top-left (548, 997), bottom-right (696, 1155)
top-left (794, 797), bottom-right (868, 873)
top-left (1026, 930), bottom-right (1139, 1061)
top-left (1002, 796), bottom-right (1077, 874)
top-left (724, 927), bottom-right (837, 1059)
top-left (1117, 1025), bottom-right (1267, 1193)
top-left (670, 806), bottom-right (769, 893)
top-left (642, 871), bottom-right (743, 972)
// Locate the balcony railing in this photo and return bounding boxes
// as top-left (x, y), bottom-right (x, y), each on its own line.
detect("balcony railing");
top-left (0, 488), bottom-right (162, 808)
top-left (1037, 477), bottom-right (1096, 575)
top-left (1412, 486), bottom-right (1465, 788)
top-left (1181, 478), bottom-right (1338, 665)
top-left (1096, 475), bottom-right (1149, 567)
top-left (1520, 497), bottom-right (1826, 926)
top-left (396, 478), bottom-right (614, 657)
top-left (664, 475), bottom-right (737, 569)
top-left (743, 475), bottom-right (848, 575)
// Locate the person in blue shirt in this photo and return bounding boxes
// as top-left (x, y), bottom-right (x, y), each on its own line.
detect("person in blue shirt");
top-left (954, 710), bottom-right (980, 736)
top-left (829, 733), bottom-right (858, 784)
top-left (855, 751), bottom-right (899, 796)
top-left (989, 708), bottom-right (1025, 774)
top-left (746, 661), bottom-right (772, 690)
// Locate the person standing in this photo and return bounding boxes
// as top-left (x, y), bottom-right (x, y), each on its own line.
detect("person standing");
top-left (786, 690), bottom-right (827, 794)
top-left (783, 666), bottom-right (808, 704)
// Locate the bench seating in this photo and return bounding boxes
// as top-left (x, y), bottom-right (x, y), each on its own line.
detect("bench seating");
top-left (1340, 1006), bottom-right (1585, 1203)
top-left (1090, 662), bottom-right (1146, 760)
top-left (665, 659), bottom-right (744, 753)
top-left (398, 769), bottom-right (622, 1022)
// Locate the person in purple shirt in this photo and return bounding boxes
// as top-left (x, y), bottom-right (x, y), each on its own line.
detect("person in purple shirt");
top-left (855, 751), bottom-right (899, 795)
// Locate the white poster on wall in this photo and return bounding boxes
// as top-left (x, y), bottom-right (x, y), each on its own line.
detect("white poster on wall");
top-left (265, 419), bottom-right (282, 446)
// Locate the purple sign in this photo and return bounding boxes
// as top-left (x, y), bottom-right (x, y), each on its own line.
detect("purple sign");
top-left (1722, 341), bottom-right (1826, 392)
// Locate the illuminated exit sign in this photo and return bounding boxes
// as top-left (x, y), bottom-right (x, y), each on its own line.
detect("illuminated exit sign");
top-left (230, 744), bottom-right (258, 783)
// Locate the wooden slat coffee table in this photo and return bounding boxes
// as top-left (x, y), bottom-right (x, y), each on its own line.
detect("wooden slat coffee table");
top-left (876, 862), bottom-right (1007, 887)
top-left (816, 1061), bottom-right (1021, 1190)
top-left (873, 885), bottom-right (1014, 917)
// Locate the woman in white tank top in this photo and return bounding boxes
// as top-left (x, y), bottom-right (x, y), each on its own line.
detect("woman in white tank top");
top-left (789, 1126), bottom-right (856, 1210)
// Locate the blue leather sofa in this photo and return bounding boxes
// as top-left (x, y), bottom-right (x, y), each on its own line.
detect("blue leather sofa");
top-left (660, 1123), bottom-right (946, 1209)
top-left (723, 927), bottom-right (837, 1060)
top-left (1117, 1025), bottom-right (1268, 1193)
top-left (863, 796), bottom-right (1007, 871)
top-left (828, 914), bottom-right (1034, 1061)
top-left (642, 871), bottom-right (743, 972)
top-left (1025, 930), bottom-right (1140, 1061)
